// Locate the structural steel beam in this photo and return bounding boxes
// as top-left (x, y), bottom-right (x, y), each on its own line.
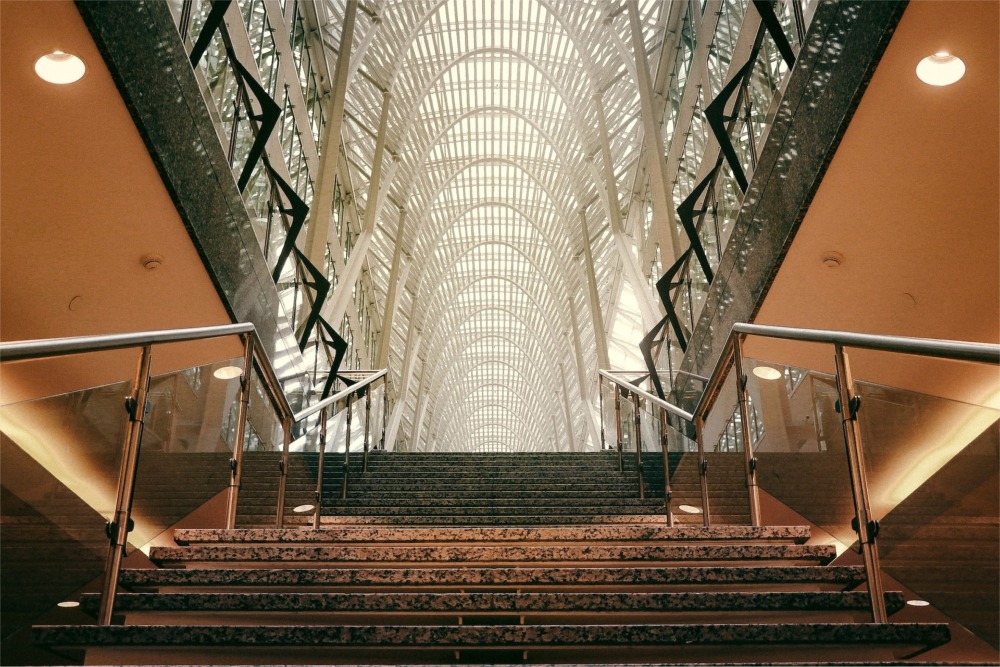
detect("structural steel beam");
top-left (304, 0), bottom-right (358, 270)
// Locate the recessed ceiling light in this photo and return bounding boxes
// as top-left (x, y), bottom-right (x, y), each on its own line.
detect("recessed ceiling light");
top-left (916, 52), bottom-right (965, 86)
top-left (821, 251), bottom-right (845, 268)
top-left (678, 504), bottom-right (702, 514)
top-left (213, 366), bottom-right (243, 380)
top-left (906, 599), bottom-right (931, 607)
top-left (57, 600), bottom-right (80, 608)
top-left (752, 366), bottom-right (783, 381)
top-left (35, 51), bottom-right (86, 84)
top-left (293, 504), bottom-right (315, 513)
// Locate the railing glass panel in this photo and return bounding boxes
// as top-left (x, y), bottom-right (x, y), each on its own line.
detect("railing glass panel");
top-left (129, 359), bottom-right (243, 548)
top-left (852, 375), bottom-right (999, 644)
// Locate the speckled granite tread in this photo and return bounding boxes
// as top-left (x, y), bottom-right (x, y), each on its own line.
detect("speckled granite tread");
top-left (149, 543), bottom-right (836, 565)
top-left (81, 591), bottom-right (905, 614)
top-left (119, 565), bottom-right (867, 588)
top-left (172, 525), bottom-right (810, 545)
top-left (32, 622), bottom-right (951, 648)
top-left (314, 514), bottom-right (675, 525)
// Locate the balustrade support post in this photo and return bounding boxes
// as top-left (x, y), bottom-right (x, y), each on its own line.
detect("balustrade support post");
top-left (834, 344), bottom-right (888, 623)
top-left (659, 410), bottom-right (674, 526)
top-left (733, 336), bottom-right (762, 526)
top-left (341, 398), bottom-right (353, 499)
top-left (614, 385), bottom-right (623, 472)
top-left (98, 344), bottom-right (153, 626)
top-left (312, 407), bottom-right (328, 530)
top-left (225, 334), bottom-right (255, 530)
top-left (694, 415), bottom-right (711, 528)
top-left (634, 395), bottom-right (645, 499)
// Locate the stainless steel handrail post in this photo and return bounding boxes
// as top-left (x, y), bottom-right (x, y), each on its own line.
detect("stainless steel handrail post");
top-left (598, 375), bottom-right (606, 450)
top-left (312, 406), bottom-right (328, 530)
top-left (733, 336), bottom-right (762, 526)
top-left (225, 333), bottom-right (255, 530)
top-left (834, 344), bottom-right (888, 623)
top-left (659, 409), bottom-right (674, 526)
top-left (275, 414), bottom-right (292, 527)
top-left (633, 395), bottom-right (645, 499)
top-left (614, 385), bottom-right (623, 472)
top-left (98, 344), bottom-right (153, 626)
top-left (694, 415), bottom-right (711, 528)
top-left (341, 396), bottom-right (353, 500)
top-left (380, 380), bottom-right (387, 450)
top-left (363, 387), bottom-right (371, 472)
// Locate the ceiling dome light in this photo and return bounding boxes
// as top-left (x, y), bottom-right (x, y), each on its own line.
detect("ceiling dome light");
top-left (906, 599), bottom-right (931, 607)
top-left (916, 52), bottom-right (965, 86)
top-left (213, 366), bottom-right (243, 380)
top-left (34, 51), bottom-right (86, 84)
top-left (293, 504), bottom-right (315, 513)
top-left (57, 600), bottom-right (80, 608)
top-left (752, 366), bottom-right (783, 381)
top-left (678, 504), bottom-right (703, 514)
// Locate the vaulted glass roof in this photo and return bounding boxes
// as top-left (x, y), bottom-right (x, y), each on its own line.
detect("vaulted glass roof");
top-left (319, 0), bottom-right (667, 452)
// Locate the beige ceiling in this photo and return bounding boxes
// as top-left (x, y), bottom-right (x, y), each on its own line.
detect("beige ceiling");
top-left (746, 0), bottom-right (999, 410)
top-left (0, 0), bottom-right (239, 406)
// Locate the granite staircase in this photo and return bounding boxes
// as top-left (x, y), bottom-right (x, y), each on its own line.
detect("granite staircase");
top-left (34, 452), bottom-right (951, 664)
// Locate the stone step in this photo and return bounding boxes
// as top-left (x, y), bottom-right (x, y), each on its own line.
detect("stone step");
top-left (117, 564), bottom-right (869, 589)
top-left (237, 514), bottom-right (752, 528)
top-left (33, 622), bottom-right (951, 653)
top-left (149, 543), bottom-right (836, 566)
top-left (79, 590), bottom-right (905, 615)
top-left (172, 525), bottom-right (810, 545)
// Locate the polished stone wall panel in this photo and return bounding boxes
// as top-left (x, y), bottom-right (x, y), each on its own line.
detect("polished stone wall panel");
top-left (74, 1), bottom-right (299, 370)
top-left (674, 0), bottom-right (907, 406)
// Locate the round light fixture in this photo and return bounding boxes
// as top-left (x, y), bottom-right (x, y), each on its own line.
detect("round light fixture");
top-left (906, 599), bottom-right (931, 607)
top-left (916, 52), bottom-right (965, 86)
top-left (752, 366), bottom-right (783, 381)
top-left (34, 51), bottom-right (86, 84)
top-left (821, 251), bottom-right (845, 268)
top-left (57, 600), bottom-right (80, 608)
top-left (141, 254), bottom-right (164, 270)
top-left (293, 504), bottom-right (315, 513)
top-left (213, 366), bottom-right (244, 380)
top-left (678, 504), bottom-right (703, 514)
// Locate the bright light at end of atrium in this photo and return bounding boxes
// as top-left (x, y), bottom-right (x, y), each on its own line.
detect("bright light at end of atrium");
top-left (752, 366), bottom-right (782, 381)
top-left (35, 51), bottom-right (86, 84)
top-left (214, 366), bottom-right (244, 380)
top-left (916, 52), bottom-right (965, 86)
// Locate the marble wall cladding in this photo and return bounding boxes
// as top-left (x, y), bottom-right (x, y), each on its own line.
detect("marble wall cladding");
top-left (74, 1), bottom-right (299, 371)
top-left (673, 0), bottom-right (907, 407)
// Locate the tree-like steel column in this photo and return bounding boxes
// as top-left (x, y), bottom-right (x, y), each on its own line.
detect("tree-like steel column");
top-left (304, 0), bottom-right (358, 270)
top-left (324, 90), bottom-right (393, 325)
top-left (593, 97), bottom-right (660, 330)
top-left (626, 0), bottom-right (679, 265)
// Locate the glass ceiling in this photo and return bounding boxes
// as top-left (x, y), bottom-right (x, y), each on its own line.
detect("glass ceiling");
top-left (320, 0), bottom-right (666, 452)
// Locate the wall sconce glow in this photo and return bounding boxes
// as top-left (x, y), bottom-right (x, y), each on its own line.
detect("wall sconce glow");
top-left (34, 51), bottom-right (86, 84)
top-left (906, 599), bottom-right (931, 607)
top-left (678, 504), bottom-right (703, 514)
top-left (916, 52), bottom-right (965, 86)
top-left (293, 504), bottom-right (315, 513)
top-left (213, 366), bottom-right (243, 380)
top-left (57, 600), bottom-right (80, 608)
top-left (752, 366), bottom-right (783, 381)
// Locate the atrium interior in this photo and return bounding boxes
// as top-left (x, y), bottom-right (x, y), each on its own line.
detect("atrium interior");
top-left (0, 0), bottom-right (997, 663)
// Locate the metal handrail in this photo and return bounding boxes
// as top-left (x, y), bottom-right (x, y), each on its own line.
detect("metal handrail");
top-left (696, 323), bottom-right (1000, 420)
top-left (600, 322), bottom-right (1000, 625)
top-left (597, 370), bottom-right (694, 421)
top-left (293, 369), bottom-right (388, 422)
top-left (0, 322), bottom-right (255, 362)
top-left (0, 322), bottom-right (388, 623)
